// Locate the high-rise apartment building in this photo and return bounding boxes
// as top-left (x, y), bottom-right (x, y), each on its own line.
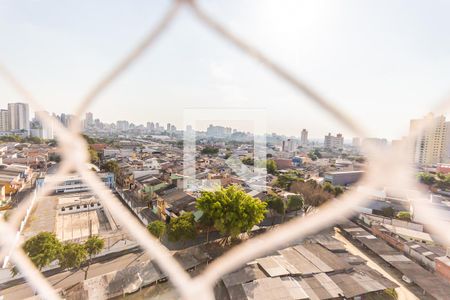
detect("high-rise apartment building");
top-left (116, 120), bottom-right (129, 132)
top-left (410, 113), bottom-right (447, 165)
top-left (8, 102), bottom-right (29, 132)
top-left (31, 111), bottom-right (54, 139)
top-left (300, 129), bottom-right (308, 146)
top-left (85, 112), bottom-right (94, 127)
top-left (324, 133), bottom-right (344, 150)
top-left (0, 109), bottom-right (9, 131)
top-left (282, 138), bottom-right (296, 152)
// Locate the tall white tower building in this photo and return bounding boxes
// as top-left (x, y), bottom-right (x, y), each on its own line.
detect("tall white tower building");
top-left (8, 102), bottom-right (29, 132)
top-left (300, 129), bottom-right (308, 146)
top-left (410, 113), bottom-right (447, 165)
top-left (0, 109), bottom-right (9, 131)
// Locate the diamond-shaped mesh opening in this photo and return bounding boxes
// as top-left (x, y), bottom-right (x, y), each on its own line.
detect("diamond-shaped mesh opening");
top-left (0, 1), bottom-right (449, 299)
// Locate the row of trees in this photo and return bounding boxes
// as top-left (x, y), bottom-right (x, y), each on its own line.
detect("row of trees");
top-left (274, 171), bottom-right (304, 189)
top-left (16, 233), bottom-right (104, 280)
top-left (266, 194), bottom-right (304, 224)
top-left (0, 135), bottom-right (45, 144)
top-left (379, 207), bottom-right (412, 221)
top-left (147, 186), bottom-right (268, 244)
top-left (240, 157), bottom-right (277, 175)
top-left (307, 149), bottom-right (322, 161)
top-left (290, 180), bottom-right (336, 207)
top-left (418, 172), bottom-right (450, 191)
top-left (201, 146), bottom-right (219, 155)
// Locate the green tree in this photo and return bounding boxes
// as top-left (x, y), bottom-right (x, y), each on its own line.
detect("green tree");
top-left (266, 195), bottom-right (286, 224)
top-left (287, 195), bottom-right (304, 214)
top-left (437, 173), bottom-right (445, 180)
top-left (196, 186), bottom-right (267, 242)
top-left (307, 151), bottom-right (318, 161)
top-left (381, 206), bottom-right (395, 218)
top-left (201, 146), bottom-right (219, 155)
top-left (396, 211), bottom-right (412, 221)
top-left (333, 186), bottom-right (344, 197)
top-left (417, 172), bottom-right (435, 185)
top-left (102, 160), bottom-right (120, 177)
top-left (313, 149), bottom-right (322, 158)
top-left (88, 148), bottom-right (99, 164)
top-left (49, 153), bottom-right (61, 163)
top-left (241, 157), bottom-right (254, 166)
top-left (266, 159), bottom-right (277, 175)
top-left (25, 136), bottom-right (43, 144)
top-left (21, 232), bottom-right (62, 272)
top-left (82, 134), bottom-right (96, 145)
top-left (323, 182), bottom-right (344, 197)
top-left (290, 181), bottom-right (333, 208)
top-left (147, 221), bottom-right (166, 240)
top-left (167, 212), bottom-right (197, 243)
top-left (275, 173), bottom-right (303, 190)
top-left (384, 288), bottom-right (398, 299)
top-left (84, 236), bottom-right (104, 259)
top-left (59, 242), bottom-right (87, 270)
top-left (84, 236), bottom-right (105, 279)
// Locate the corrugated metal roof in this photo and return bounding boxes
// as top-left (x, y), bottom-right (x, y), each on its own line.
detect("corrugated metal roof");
top-left (302, 243), bottom-right (352, 272)
top-left (300, 276), bottom-right (333, 300)
top-left (380, 254), bottom-right (411, 262)
top-left (242, 277), bottom-right (293, 300)
top-left (222, 265), bottom-right (267, 288)
top-left (256, 256), bottom-right (289, 277)
top-left (313, 273), bottom-right (344, 298)
top-left (350, 272), bottom-right (386, 293)
top-left (280, 277), bottom-right (309, 300)
top-left (278, 248), bottom-right (321, 275)
top-left (294, 245), bottom-right (333, 273)
top-left (328, 273), bottom-right (367, 298)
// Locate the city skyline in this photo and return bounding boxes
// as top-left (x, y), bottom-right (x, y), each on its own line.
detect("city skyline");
top-left (1, 1), bottom-right (450, 140)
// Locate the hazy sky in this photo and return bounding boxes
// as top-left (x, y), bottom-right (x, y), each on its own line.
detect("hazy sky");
top-left (1, 0), bottom-right (450, 139)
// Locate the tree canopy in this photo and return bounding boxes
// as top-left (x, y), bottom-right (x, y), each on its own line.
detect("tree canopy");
top-left (102, 160), bottom-right (120, 177)
top-left (201, 146), bottom-right (219, 155)
top-left (84, 236), bottom-right (104, 258)
top-left (147, 221), bottom-right (166, 240)
top-left (287, 195), bottom-right (304, 212)
top-left (323, 182), bottom-right (344, 197)
top-left (266, 195), bottom-right (285, 215)
top-left (417, 172), bottom-right (436, 186)
top-left (196, 186), bottom-right (267, 238)
top-left (290, 180), bottom-right (333, 207)
top-left (241, 157), bottom-right (254, 166)
top-left (88, 148), bottom-right (99, 164)
top-left (396, 211), bottom-right (412, 221)
top-left (266, 159), bottom-right (277, 175)
top-left (167, 212), bottom-right (197, 242)
top-left (59, 242), bottom-right (87, 270)
top-left (22, 232), bottom-right (62, 271)
top-left (266, 195), bottom-right (286, 224)
top-left (275, 172), bottom-right (303, 190)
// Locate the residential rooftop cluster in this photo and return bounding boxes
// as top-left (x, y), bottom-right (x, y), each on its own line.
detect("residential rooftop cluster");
top-left (0, 110), bottom-right (450, 299)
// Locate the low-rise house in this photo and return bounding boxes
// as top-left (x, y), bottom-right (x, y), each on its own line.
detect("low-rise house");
top-left (54, 173), bottom-right (115, 194)
top-left (324, 170), bottom-right (364, 186)
top-left (0, 173), bottom-right (21, 195)
top-left (156, 189), bottom-right (196, 220)
top-left (133, 175), bottom-right (167, 201)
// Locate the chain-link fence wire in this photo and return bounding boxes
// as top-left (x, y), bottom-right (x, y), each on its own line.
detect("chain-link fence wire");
top-left (1, 0), bottom-right (449, 299)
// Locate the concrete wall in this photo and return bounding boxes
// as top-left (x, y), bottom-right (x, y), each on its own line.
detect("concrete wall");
top-left (435, 257), bottom-right (450, 284)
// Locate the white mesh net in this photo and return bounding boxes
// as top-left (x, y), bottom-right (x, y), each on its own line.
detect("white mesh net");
top-left (0, 1), bottom-right (448, 299)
